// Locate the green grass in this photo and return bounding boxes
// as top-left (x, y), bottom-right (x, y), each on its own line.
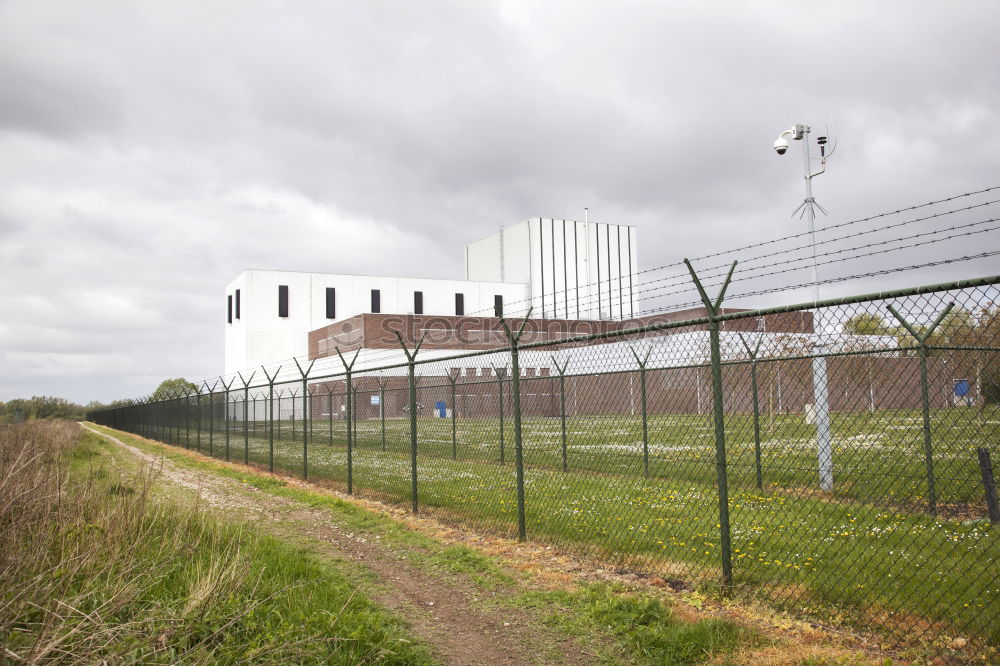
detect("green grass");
top-left (111, 407), bottom-right (1000, 649)
top-left (89, 424), bottom-right (767, 665)
top-left (509, 583), bottom-right (756, 665)
top-left (171, 405), bottom-right (1000, 505)
top-left (2, 423), bottom-right (435, 664)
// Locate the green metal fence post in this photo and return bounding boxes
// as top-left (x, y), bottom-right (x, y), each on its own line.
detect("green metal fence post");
top-left (685, 259), bottom-right (737, 593)
top-left (335, 349), bottom-right (360, 495)
top-left (204, 380), bottom-right (218, 457)
top-left (195, 384), bottom-right (203, 453)
top-left (396, 331), bottom-right (425, 514)
top-left (552, 356), bottom-right (570, 472)
top-left (262, 366), bottom-right (281, 474)
top-left (294, 358), bottom-right (316, 482)
top-left (378, 378), bottom-right (387, 451)
top-left (448, 372), bottom-right (458, 459)
top-left (630, 347), bottom-right (652, 477)
top-left (887, 301), bottom-right (954, 517)
top-left (494, 363), bottom-right (506, 465)
top-left (352, 386), bottom-right (358, 444)
top-left (185, 389), bottom-right (192, 449)
top-left (327, 389), bottom-right (333, 447)
top-left (500, 311), bottom-right (532, 542)
top-left (238, 371), bottom-right (255, 465)
top-left (739, 334), bottom-right (764, 490)
top-left (220, 376), bottom-right (234, 462)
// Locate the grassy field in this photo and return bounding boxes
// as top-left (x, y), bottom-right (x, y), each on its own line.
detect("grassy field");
top-left (147, 405), bottom-right (1000, 649)
top-left (177, 405), bottom-right (1000, 506)
top-left (0, 421), bottom-right (434, 664)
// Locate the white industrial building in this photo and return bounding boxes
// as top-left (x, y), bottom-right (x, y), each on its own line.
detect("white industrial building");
top-left (465, 218), bottom-right (636, 320)
top-left (224, 218), bottom-right (638, 376)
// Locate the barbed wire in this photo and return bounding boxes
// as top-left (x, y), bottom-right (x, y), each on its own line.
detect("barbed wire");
top-left (612, 217), bottom-right (1000, 312)
top-left (460, 188), bottom-right (1000, 318)
top-left (526, 217), bottom-right (1000, 320)
top-left (630, 249), bottom-right (1000, 317)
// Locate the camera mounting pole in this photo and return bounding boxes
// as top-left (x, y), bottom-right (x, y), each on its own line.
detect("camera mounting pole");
top-left (774, 121), bottom-right (835, 491)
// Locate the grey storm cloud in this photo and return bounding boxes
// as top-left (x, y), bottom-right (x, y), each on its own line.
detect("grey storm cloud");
top-left (1, 0), bottom-right (998, 403)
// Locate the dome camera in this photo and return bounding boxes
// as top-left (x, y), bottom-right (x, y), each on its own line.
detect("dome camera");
top-left (773, 137), bottom-right (789, 155)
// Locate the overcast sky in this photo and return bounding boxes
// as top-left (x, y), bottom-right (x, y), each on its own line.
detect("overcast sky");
top-left (2, 0), bottom-right (999, 404)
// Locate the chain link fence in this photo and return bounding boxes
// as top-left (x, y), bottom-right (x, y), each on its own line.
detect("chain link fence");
top-left (91, 272), bottom-right (1000, 659)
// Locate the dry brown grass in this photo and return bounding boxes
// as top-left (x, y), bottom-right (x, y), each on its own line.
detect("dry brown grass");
top-left (0, 422), bottom-right (418, 665)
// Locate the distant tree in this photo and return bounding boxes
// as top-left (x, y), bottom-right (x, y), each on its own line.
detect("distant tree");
top-left (0, 396), bottom-right (86, 422)
top-left (842, 313), bottom-right (902, 339)
top-left (151, 378), bottom-right (199, 401)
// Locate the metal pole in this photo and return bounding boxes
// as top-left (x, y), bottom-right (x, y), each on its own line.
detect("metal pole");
top-left (243, 387), bottom-right (249, 463)
top-left (751, 360), bottom-right (762, 489)
top-left (501, 313), bottom-right (531, 542)
top-left (335, 349), bottom-right (359, 495)
top-left (495, 365), bottom-right (506, 465)
top-left (887, 302), bottom-right (954, 516)
top-left (686, 259), bottom-right (736, 592)
top-left (739, 335), bottom-right (764, 490)
top-left (560, 372), bottom-right (567, 472)
top-left (978, 448), bottom-right (1000, 525)
top-left (303, 384), bottom-right (308, 478)
top-left (794, 125), bottom-right (834, 493)
top-left (269, 384), bottom-right (275, 472)
top-left (262, 366), bottom-right (280, 474)
top-left (380, 382), bottom-right (386, 451)
top-left (328, 389), bottom-right (333, 447)
top-left (552, 356), bottom-right (569, 473)
top-left (395, 332), bottom-right (425, 514)
top-left (352, 386), bottom-right (358, 444)
top-left (238, 371), bottom-right (254, 466)
top-left (195, 386), bottom-right (202, 452)
top-left (222, 380), bottom-right (230, 460)
top-left (294, 358), bottom-right (316, 482)
top-left (205, 381), bottom-right (217, 457)
top-left (347, 379), bottom-right (353, 493)
top-left (631, 348), bottom-right (651, 477)
top-left (449, 373), bottom-right (457, 459)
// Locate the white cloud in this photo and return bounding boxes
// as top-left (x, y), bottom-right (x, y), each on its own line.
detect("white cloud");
top-left (1, 0), bottom-right (998, 402)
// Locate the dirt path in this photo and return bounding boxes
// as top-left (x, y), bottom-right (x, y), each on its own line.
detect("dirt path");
top-left (82, 424), bottom-right (591, 666)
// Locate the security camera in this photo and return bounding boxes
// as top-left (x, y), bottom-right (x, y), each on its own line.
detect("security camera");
top-left (773, 137), bottom-right (789, 155)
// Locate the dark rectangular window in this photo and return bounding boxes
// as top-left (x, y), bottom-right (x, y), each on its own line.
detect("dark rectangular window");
top-left (227, 295), bottom-right (233, 323)
top-left (414, 291), bottom-right (424, 314)
top-left (278, 285), bottom-right (289, 317)
top-left (235, 289), bottom-right (241, 319)
top-left (455, 292), bottom-right (465, 316)
top-left (494, 294), bottom-right (503, 317)
top-left (326, 288), bottom-right (336, 319)
top-left (371, 289), bottom-right (381, 313)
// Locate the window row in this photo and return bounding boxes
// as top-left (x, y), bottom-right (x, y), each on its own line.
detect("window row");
top-left (231, 287), bottom-right (506, 321)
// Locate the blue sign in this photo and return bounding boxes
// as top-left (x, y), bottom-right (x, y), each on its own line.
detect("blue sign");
top-left (954, 380), bottom-right (970, 398)
top-left (435, 401), bottom-right (447, 418)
